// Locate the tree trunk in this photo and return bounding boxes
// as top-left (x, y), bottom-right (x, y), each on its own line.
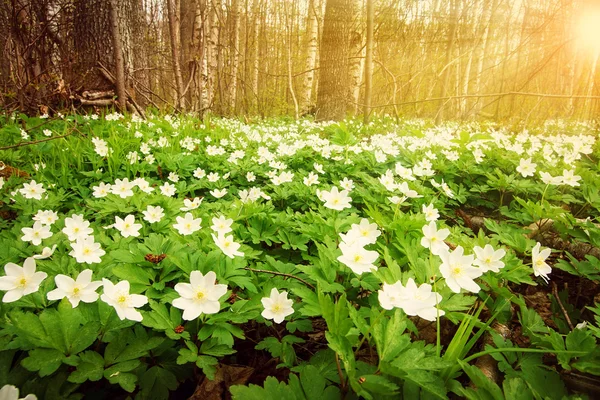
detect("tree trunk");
top-left (363, 0), bottom-right (374, 124)
top-left (301, 0), bottom-right (319, 112)
top-left (229, 0), bottom-right (241, 113)
top-left (316, 0), bottom-right (352, 121)
top-left (166, 0), bottom-right (185, 110)
top-left (109, 0), bottom-right (127, 111)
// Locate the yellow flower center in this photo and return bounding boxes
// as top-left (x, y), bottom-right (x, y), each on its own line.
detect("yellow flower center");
top-left (84, 248), bottom-right (91, 255)
top-left (117, 295), bottom-right (127, 304)
top-left (196, 291), bottom-right (205, 300)
top-left (74, 227), bottom-right (80, 233)
top-left (73, 287), bottom-right (80, 294)
top-left (185, 223), bottom-right (191, 230)
top-left (354, 255), bottom-right (363, 263)
top-left (19, 278), bottom-right (27, 286)
top-left (451, 266), bottom-right (462, 276)
top-left (273, 304), bottom-right (282, 312)
top-left (485, 257), bottom-right (492, 264)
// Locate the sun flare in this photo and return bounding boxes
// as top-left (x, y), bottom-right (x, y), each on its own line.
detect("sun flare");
top-left (576, 9), bottom-right (600, 52)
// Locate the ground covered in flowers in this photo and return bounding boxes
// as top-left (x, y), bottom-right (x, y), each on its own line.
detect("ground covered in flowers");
top-left (0, 114), bottom-right (600, 399)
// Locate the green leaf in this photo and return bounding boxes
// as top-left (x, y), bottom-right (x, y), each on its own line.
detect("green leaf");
top-left (457, 360), bottom-right (503, 400)
top-left (139, 366), bottom-right (178, 399)
top-left (21, 348), bottom-right (64, 377)
top-left (107, 371), bottom-right (137, 393)
top-left (142, 300), bottom-right (189, 340)
top-left (359, 374), bottom-right (399, 394)
top-left (196, 356), bottom-right (218, 380)
top-left (68, 351), bottom-right (104, 384)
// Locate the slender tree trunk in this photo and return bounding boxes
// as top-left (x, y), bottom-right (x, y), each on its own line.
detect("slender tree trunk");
top-left (316, 0), bottom-right (352, 121)
top-left (109, 0), bottom-right (127, 111)
top-left (251, 0), bottom-right (260, 113)
top-left (362, 0), bottom-right (373, 124)
top-left (229, 0), bottom-right (240, 113)
top-left (301, 0), bottom-right (319, 112)
top-left (166, 0), bottom-right (185, 110)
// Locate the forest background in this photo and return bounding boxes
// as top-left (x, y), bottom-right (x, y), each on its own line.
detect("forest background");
top-left (1, 0), bottom-right (599, 124)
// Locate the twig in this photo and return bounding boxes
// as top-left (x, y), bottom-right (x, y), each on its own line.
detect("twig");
top-left (552, 282), bottom-right (574, 330)
top-left (0, 133), bottom-right (74, 151)
top-left (243, 267), bottom-right (315, 289)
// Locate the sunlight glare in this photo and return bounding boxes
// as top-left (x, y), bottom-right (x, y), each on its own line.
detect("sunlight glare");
top-left (576, 8), bottom-right (600, 52)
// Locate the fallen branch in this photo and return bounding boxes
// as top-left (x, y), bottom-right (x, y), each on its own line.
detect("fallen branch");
top-left (244, 267), bottom-right (315, 289)
top-left (0, 132), bottom-right (75, 151)
top-left (79, 99), bottom-right (115, 106)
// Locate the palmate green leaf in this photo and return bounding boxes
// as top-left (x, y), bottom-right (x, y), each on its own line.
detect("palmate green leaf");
top-left (372, 309), bottom-right (410, 364)
top-left (358, 374), bottom-right (399, 395)
top-left (141, 300), bottom-right (189, 340)
top-left (68, 350), bottom-right (104, 384)
top-left (139, 365), bottom-right (178, 400)
top-left (112, 263), bottom-right (154, 287)
top-left (21, 348), bottom-right (64, 377)
top-left (106, 371), bottom-right (138, 393)
top-left (292, 286), bottom-right (321, 317)
top-left (195, 356), bottom-right (218, 380)
top-left (517, 354), bottom-right (567, 399)
top-left (200, 338), bottom-right (236, 357)
top-left (502, 377), bottom-right (533, 400)
top-left (230, 376), bottom-right (299, 400)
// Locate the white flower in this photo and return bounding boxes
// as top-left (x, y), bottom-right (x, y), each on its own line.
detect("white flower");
top-left (422, 204), bottom-right (439, 222)
top-left (168, 172), bottom-right (179, 182)
top-left (142, 205), bottom-right (165, 223)
top-left (207, 172), bottom-right (220, 182)
top-left (314, 163), bottom-right (324, 174)
top-left (318, 186), bottom-right (352, 211)
top-left (337, 242), bottom-right (379, 275)
top-left (172, 271), bottom-right (228, 320)
top-left (43, 129), bottom-right (52, 137)
top-left (173, 213), bottom-right (202, 235)
top-left (159, 182), bottom-right (177, 197)
top-left (92, 182), bottom-right (112, 198)
top-left (562, 169), bottom-right (581, 187)
top-left (303, 172), bottom-right (319, 186)
top-left (0, 384), bottom-right (37, 400)
top-left (211, 216), bottom-right (233, 235)
top-left (473, 244), bottom-right (506, 273)
top-left (0, 177), bottom-right (4, 190)
top-left (388, 195), bottom-right (407, 205)
top-left (438, 246), bottom-right (482, 293)
top-left (516, 158), bottom-right (537, 178)
top-left (33, 210), bottom-right (59, 226)
top-left (339, 218), bottom-right (380, 246)
top-left (261, 288), bottom-right (294, 323)
top-left (246, 172), bottom-right (256, 182)
top-left (211, 233), bottom-right (244, 259)
top-left (193, 168), bottom-right (206, 179)
top-left (100, 279), bottom-right (148, 321)
top-left (210, 188), bottom-right (227, 198)
top-left (62, 214), bottom-right (93, 241)
top-left (532, 242), bottom-right (552, 283)
top-left (21, 221), bottom-right (53, 246)
top-left (397, 181), bottom-right (421, 198)
top-left (69, 236), bottom-right (105, 264)
top-left (33, 245), bottom-right (57, 260)
top-left (0, 258), bottom-right (47, 303)
top-left (378, 281), bottom-right (405, 310)
top-left (420, 221), bottom-right (450, 255)
top-left (111, 178), bottom-right (135, 198)
top-left (339, 177), bottom-right (354, 191)
top-left (539, 171), bottom-right (563, 185)
top-left (47, 269), bottom-right (103, 308)
top-left (133, 178), bottom-right (154, 193)
top-left (378, 278), bottom-right (444, 321)
top-left (19, 180), bottom-right (46, 200)
top-left (181, 197), bottom-right (203, 211)
top-left (114, 215), bottom-right (142, 238)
